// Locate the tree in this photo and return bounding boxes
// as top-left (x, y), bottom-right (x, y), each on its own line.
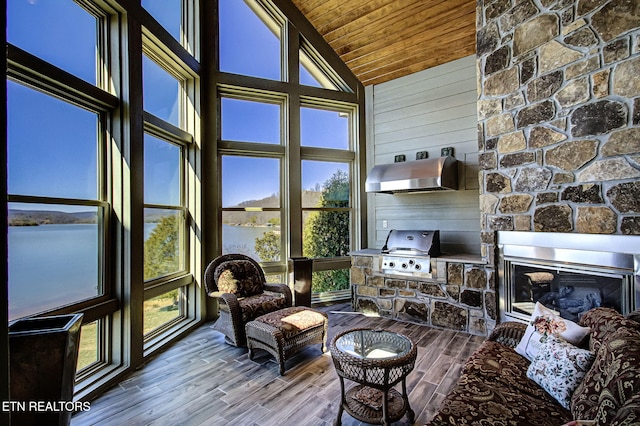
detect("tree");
top-left (254, 231), bottom-right (280, 262)
top-left (303, 170), bottom-right (350, 292)
top-left (144, 214), bottom-right (180, 280)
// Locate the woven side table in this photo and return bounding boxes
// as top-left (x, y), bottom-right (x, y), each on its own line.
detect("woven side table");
top-left (330, 328), bottom-right (417, 426)
top-left (245, 306), bottom-right (328, 375)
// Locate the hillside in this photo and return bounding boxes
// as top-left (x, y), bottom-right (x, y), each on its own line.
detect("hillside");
top-left (8, 191), bottom-right (323, 227)
top-left (223, 191), bottom-right (322, 225)
top-left (8, 209), bottom-right (97, 226)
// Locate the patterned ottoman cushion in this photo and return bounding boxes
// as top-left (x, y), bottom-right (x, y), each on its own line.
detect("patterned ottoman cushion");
top-left (255, 306), bottom-right (328, 339)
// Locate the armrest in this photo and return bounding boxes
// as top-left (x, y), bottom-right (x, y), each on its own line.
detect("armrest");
top-left (264, 283), bottom-right (293, 306)
top-left (488, 321), bottom-right (527, 349)
top-left (217, 292), bottom-right (240, 310)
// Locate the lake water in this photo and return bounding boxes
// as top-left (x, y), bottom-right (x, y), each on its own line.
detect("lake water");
top-left (8, 223), bottom-right (270, 320)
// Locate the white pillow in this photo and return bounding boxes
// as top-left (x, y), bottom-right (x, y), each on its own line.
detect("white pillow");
top-left (526, 335), bottom-right (595, 409)
top-left (515, 302), bottom-right (590, 361)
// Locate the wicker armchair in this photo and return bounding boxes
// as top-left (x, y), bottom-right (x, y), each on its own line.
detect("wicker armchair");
top-left (204, 253), bottom-right (292, 347)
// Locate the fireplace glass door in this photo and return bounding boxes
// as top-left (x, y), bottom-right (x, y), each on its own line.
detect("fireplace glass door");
top-left (510, 262), bottom-right (624, 322)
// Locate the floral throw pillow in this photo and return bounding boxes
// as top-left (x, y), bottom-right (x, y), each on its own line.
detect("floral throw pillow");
top-left (527, 335), bottom-right (595, 409)
top-left (515, 302), bottom-right (591, 361)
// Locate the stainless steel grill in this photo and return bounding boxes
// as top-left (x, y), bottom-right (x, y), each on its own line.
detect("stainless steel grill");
top-left (381, 230), bottom-right (440, 278)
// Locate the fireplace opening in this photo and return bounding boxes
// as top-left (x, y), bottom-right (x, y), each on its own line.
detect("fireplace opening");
top-left (510, 262), bottom-right (624, 322)
top-left (498, 232), bottom-right (639, 324)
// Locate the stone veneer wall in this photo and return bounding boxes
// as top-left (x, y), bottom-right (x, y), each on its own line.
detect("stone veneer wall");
top-left (477, 0), bottom-right (640, 264)
top-left (351, 254), bottom-right (495, 336)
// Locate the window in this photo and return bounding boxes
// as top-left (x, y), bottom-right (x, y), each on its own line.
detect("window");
top-left (4, 0), bottom-right (363, 401)
top-left (302, 161), bottom-right (351, 293)
top-left (217, 1), bottom-right (363, 298)
top-left (143, 288), bottom-right (184, 335)
top-left (143, 134), bottom-right (185, 281)
top-left (143, 0), bottom-right (182, 42)
top-left (301, 106), bottom-right (350, 150)
top-left (77, 320), bottom-right (101, 373)
top-left (219, 0), bottom-right (283, 81)
top-left (143, 54), bottom-right (182, 128)
top-left (6, 44), bottom-right (106, 323)
top-left (6, 0), bottom-right (118, 391)
top-left (7, 0), bottom-right (98, 84)
top-left (221, 97), bottom-right (281, 144)
top-left (141, 45), bottom-right (194, 339)
top-left (221, 156), bottom-right (282, 263)
top-left (299, 39), bottom-right (350, 92)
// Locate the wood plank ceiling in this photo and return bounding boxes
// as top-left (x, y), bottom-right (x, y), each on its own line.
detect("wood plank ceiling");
top-left (291, 0), bottom-right (477, 86)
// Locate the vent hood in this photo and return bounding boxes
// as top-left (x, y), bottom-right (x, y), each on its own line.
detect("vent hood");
top-left (365, 156), bottom-right (458, 193)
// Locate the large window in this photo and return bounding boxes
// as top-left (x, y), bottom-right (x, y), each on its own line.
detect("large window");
top-left (6, 0), bottom-right (201, 398)
top-left (6, 0), bottom-right (118, 386)
top-left (141, 42), bottom-right (195, 341)
top-left (4, 0), bottom-right (363, 402)
top-left (217, 1), bottom-right (362, 297)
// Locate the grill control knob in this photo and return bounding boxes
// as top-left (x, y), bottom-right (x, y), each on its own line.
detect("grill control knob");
top-left (401, 263), bottom-right (408, 269)
top-left (408, 259), bottom-right (415, 265)
top-left (415, 264), bottom-right (422, 271)
top-left (388, 261), bottom-right (395, 268)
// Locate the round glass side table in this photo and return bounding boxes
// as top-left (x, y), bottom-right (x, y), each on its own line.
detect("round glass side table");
top-left (330, 328), bottom-right (417, 426)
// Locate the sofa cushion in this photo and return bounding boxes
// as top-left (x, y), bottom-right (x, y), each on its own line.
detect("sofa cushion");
top-left (463, 341), bottom-right (551, 401)
top-left (515, 302), bottom-right (590, 361)
top-left (428, 369), bottom-right (572, 425)
top-left (579, 307), bottom-right (640, 353)
top-left (215, 260), bottom-right (263, 297)
top-left (527, 335), bottom-right (595, 409)
top-left (609, 392), bottom-right (640, 426)
top-left (571, 326), bottom-right (640, 423)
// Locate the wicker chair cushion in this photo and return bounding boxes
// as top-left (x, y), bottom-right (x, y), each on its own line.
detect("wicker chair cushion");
top-left (571, 326), bottom-right (640, 423)
top-left (255, 306), bottom-right (328, 339)
top-left (214, 260), bottom-right (263, 298)
top-left (219, 293), bottom-right (288, 323)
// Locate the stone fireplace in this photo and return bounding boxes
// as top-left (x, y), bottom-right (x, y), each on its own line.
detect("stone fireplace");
top-left (476, 1), bottom-right (640, 321)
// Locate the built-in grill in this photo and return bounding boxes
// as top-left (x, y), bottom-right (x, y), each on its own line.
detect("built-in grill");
top-left (381, 230), bottom-right (441, 278)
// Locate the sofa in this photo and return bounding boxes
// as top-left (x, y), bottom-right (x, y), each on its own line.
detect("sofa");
top-left (427, 307), bottom-right (640, 426)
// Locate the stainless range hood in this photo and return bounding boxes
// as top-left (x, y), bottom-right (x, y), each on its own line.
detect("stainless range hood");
top-left (365, 156), bottom-right (458, 193)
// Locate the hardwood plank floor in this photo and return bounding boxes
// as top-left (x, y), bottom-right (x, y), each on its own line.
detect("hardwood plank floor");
top-left (72, 303), bottom-right (485, 426)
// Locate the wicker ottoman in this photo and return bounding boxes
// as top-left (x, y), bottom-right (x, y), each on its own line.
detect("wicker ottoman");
top-left (245, 306), bottom-right (328, 375)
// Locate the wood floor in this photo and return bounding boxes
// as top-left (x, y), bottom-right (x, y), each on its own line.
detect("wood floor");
top-left (72, 303), bottom-right (485, 426)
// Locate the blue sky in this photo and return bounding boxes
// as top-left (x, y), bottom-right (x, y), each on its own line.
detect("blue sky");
top-left (7, 0), bottom-right (349, 209)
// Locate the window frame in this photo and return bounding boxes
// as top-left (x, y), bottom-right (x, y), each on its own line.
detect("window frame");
top-left (5, 1), bottom-right (120, 386)
top-left (141, 36), bottom-right (198, 344)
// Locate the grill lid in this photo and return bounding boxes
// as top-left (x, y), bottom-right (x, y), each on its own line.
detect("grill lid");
top-left (382, 230), bottom-right (441, 257)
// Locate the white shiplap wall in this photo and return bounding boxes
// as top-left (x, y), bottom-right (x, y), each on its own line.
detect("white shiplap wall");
top-left (365, 55), bottom-right (481, 254)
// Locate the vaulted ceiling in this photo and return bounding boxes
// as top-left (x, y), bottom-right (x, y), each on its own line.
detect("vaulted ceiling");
top-left (291, 0), bottom-right (477, 86)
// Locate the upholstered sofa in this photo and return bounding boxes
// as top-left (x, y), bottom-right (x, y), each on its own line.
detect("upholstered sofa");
top-left (427, 307), bottom-right (640, 426)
